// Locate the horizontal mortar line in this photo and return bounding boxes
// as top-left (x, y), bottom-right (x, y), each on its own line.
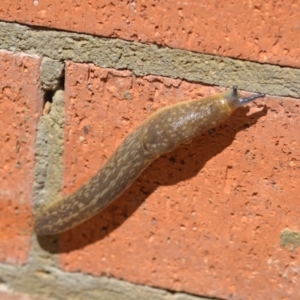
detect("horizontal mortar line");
top-left (2, 19), bottom-right (296, 69)
top-left (0, 21), bottom-right (300, 99)
top-left (0, 262), bottom-right (219, 300)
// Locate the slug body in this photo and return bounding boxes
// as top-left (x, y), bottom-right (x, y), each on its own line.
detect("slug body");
top-left (35, 86), bottom-right (265, 235)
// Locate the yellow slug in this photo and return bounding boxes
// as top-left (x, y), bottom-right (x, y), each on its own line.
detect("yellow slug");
top-left (34, 86), bottom-right (265, 235)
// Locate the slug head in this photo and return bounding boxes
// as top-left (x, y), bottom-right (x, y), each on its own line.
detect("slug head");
top-left (224, 86), bottom-right (265, 110)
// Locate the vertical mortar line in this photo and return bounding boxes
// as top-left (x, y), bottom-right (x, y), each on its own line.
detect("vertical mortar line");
top-left (30, 58), bottom-right (66, 271)
top-left (0, 58), bottom-right (67, 299)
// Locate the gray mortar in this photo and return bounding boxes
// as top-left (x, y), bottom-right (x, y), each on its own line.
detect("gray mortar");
top-left (30, 89), bottom-right (66, 295)
top-left (0, 21), bottom-right (300, 98)
top-left (0, 259), bottom-right (212, 300)
top-left (40, 58), bottom-right (64, 90)
top-left (33, 89), bottom-right (65, 209)
top-left (280, 228), bottom-right (300, 252)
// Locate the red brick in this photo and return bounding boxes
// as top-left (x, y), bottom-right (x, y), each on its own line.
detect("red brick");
top-left (0, 0), bottom-right (299, 67)
top-left (59, 62), bottom-right (300, 299)
top-left (0, 52), bottom-right (43, 264)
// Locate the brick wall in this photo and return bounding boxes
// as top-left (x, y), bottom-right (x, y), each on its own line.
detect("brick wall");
top-left (0, 1), bottom-right (300, 300)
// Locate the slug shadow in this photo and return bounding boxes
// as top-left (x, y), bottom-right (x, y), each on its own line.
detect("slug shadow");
top-left (37, 105), bottom-right (268, 253)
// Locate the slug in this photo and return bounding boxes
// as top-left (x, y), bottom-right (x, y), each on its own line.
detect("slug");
top-left (35, 86), bottom-right (265, 235)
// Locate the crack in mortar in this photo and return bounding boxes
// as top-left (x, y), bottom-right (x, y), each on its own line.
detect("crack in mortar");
top-left (0, 21), bottom-right (300, 98)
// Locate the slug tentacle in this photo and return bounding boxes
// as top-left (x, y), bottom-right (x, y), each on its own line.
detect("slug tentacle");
top-left (224, 85), bottom-right (266, 109)
top-left (231, 85), bottom-right (265, 106)
top-left (238, 93), bottom-right (266, 105)
top-left (34, 86), bottom-right (265, 235)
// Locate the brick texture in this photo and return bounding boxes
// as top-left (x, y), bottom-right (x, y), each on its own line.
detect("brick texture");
top-left (0, 1), bottom-right (299, 67)
top-left (1, 3), bottom-right (300, 299)
top-left (0, 52), bottom-right (43, 264)
top-left (58, 62), bottom-right (300, 300)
